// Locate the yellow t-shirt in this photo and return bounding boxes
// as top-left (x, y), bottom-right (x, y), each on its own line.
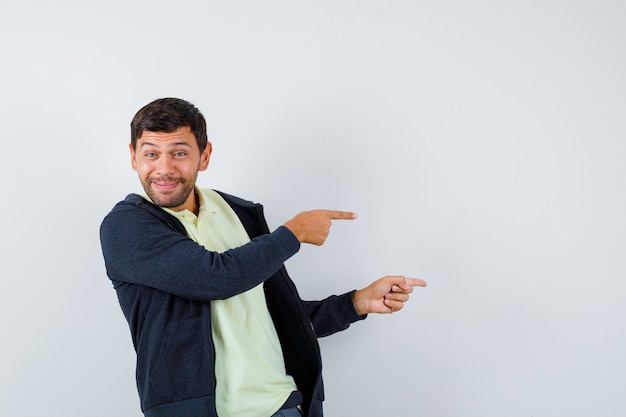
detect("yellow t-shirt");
top-left (162, 188), bottom-right (297, 416)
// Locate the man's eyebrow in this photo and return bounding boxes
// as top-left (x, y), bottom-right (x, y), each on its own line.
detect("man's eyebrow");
top-left (139, 141), bottom-right (193, 149)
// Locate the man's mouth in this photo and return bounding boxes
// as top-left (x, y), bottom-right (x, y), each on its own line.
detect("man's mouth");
top-left (153, 183), bottom-right (178, 191)
top-left (150, 178), bottom-right (182, 191)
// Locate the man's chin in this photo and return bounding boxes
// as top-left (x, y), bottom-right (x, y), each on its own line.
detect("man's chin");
top-left (154, 197), bottom-right (186, 209)
top-left (155, 200), bottom-right (180, 208)
top-left (146, 191), bottom-right (185, 208)
top-left (141, 181), bottom-right (193, 209)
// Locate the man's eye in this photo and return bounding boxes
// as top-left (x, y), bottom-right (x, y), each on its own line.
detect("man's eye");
top-left (145, 152), bottom-right (157, 158)
top-left (174, 152), bottom-right (187, 157)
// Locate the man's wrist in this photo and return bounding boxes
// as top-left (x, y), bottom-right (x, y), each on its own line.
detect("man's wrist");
top-left (352, 289), bottom-right (369, 316)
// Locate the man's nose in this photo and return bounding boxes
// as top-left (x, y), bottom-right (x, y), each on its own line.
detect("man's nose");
top-left (155, 155), bottom-right (175, 175)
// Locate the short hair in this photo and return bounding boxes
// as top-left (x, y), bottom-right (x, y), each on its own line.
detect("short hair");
top-left (130, 98), bottom-right (208, 152)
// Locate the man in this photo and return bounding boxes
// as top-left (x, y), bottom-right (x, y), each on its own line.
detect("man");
top-left (100, 97), bottom-right (426, 417)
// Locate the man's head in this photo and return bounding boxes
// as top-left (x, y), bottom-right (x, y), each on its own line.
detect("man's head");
top-left (129, 98), bottom-right (212, 214)
top-left (130, 97), bottom-right (209, 153)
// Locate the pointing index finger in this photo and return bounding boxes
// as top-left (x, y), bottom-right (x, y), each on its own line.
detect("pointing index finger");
top-left (405, 278), bottom-right (428, 288)
top-left (325, 210), bottom-right (358, 220)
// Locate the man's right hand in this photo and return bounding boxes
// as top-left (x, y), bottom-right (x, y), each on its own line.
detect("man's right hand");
top-left (284, 210), bottom-right (357, 245)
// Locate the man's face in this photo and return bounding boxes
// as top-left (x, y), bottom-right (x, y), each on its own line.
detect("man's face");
top-left (130, 126), bottom-right (211, 213)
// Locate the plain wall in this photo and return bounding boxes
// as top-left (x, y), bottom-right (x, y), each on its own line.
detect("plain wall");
top-left (1, 1), bottom-right (625, 416)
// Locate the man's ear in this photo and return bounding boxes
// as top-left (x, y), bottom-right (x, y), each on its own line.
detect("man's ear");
top-left (199, 142), bottom-right (213, 171)
top-left (129, 143), bottom-right (138, 171)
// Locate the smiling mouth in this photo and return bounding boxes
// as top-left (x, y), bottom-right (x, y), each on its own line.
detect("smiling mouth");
top-left (153, 182), bottom-right (179, 189)
top-left (150, 178), bottom-right (182, 191)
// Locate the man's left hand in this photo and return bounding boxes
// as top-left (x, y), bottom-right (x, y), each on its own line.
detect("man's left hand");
top-left (352, 275), bottom-right (427, 316)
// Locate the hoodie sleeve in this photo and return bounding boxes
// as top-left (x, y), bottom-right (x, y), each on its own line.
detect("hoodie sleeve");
top-left (302, 292), bottom-right (366, 338)
top-left (99, 200), bottom-right (300, 301)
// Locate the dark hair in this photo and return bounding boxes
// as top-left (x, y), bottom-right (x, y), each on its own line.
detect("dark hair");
top-left (130, 98), bottom-right (208, 152)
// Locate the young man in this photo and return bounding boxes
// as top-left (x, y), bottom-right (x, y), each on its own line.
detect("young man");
top-left (100, 97), bottom-right (426, 417)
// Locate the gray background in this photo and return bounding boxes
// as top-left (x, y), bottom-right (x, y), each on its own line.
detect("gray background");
top-left (1, 1), bottom-right (625, 416)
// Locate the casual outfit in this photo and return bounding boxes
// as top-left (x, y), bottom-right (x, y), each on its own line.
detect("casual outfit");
top-left (99, 189), bottom-right (365, 417)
